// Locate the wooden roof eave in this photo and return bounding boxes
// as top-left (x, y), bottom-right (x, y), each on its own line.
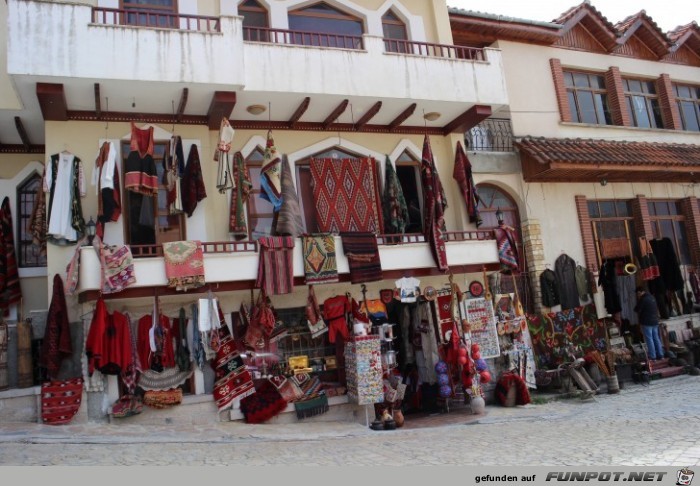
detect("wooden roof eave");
top-left (449, 16), bottom-right (560, 45)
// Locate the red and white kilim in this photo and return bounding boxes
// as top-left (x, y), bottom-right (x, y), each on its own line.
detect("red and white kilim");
top-left (41, 377), bottom-right (83, 425)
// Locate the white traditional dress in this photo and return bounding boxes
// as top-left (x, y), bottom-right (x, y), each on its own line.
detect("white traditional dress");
top-left (45, 152), bottom-right (85, 244)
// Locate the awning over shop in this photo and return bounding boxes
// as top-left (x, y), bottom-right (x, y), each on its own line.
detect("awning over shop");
top-left (516, 137), bottom-right (700, 183)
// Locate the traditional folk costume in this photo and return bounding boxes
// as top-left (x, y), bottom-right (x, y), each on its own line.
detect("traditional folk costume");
top-left (215, 117), bottom-right (235, 193)
top-left (45, 152), bottom-right (86, 245)
top-left (382, 155), bottom-right (408, 235)
top-left (260, 131), bottom-right (283, 212)
top-left (124, 122), bottom-right (158, 196)
top-left (420, 135), bottom-right (449, 271)
top-left (92, 141), bottom-right (122, 238)
top-left (0, 197), bottom-right (22, 314)
top-left (181, 144), bottom-right (207, 218)
top-left (229, 152), bottom-right (252, 239)
top-left (164, 136), bottom-right (185, 214)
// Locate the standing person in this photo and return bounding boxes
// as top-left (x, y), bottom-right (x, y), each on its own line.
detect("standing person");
top-left (634, 286), bottom-right (665, 361)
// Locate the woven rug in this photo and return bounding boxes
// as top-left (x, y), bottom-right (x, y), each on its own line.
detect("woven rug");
top-left (213, 324), bottom-right (254, 412)
top-left (100, 242), bottom-right (136, 294)
top-left (302, 234), bottom-right (338, 284)
top-left (41, 377), bottom-right (83, 425)
top-left (274, 156), bottom-right (304, 237)
top-left (240, 379), bottom-right (288, 424)
top-left (340, 233), bottom-right (382, 284)
top-left (310, 158), bottom-right (383, 234)
top-left (163, 240), bottom-right (205, 291)
top-left (291, 373), bottom-right (329, 420)
top-left (256, 237), bottom-right (295, 295)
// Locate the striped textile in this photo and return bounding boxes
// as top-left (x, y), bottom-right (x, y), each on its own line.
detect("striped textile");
top-left (274, 156), bottom-right (304, 237)
top-left (302, 234), bottom-right (338, 284)
top-left (421, 135), bottom-right (449, 272)
top-left (0, 197), bottom-right (22, 314)
top-left (256, 237), bottom-right (295, 295)
top-left (41, 377), bottom-right (83, 425)
top-left (340, 233), bottom-right (382, 284)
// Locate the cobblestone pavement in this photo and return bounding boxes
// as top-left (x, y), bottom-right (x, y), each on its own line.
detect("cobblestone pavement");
top-left (1, 375), bottom-right (699, 466)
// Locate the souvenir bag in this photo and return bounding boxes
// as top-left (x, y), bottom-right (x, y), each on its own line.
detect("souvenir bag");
top-left (245, 290), bottom-right (275, 348)
top-left (306, 285), bottom-right (328, 338)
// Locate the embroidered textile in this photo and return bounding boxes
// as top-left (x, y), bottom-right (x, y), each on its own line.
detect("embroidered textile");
top-left (120, 312), bottom-right (140, 395)
top-left (274, 156), bottom-right (304, 237)
top-left (213, 310), bottom-right (254, 411)
top-left (306, 285), bottom-right (328, 338)
top-left (138, 367), bottom-right (192, 391)
top-left (137, 314), bottom-right (175, 371)
top-left (0, 197), bottom-right (22, 313)
top-left (260, 131), bottom-right (283, 212)
top-left (93, 141), bottom-right (121, 238)
top-left (453, 141), bottom-right (482, 227)
top-left (181, 144), bottom-right (207, 218)
top-left (340, 232), bottom-right (382, 284)
top-left (99, 239), bottom-right (136, 294)
top-left (143, 388), bottom-right (182, 408)
top-left (256, 236), bottom-right (295, 295)
top-left (124, 123), bottom-right (158, 196)
top-left (46, 152), bottom-right (85, 244)
top-left (163, 240), bottom-right (206, 291)
top-left (268, 374), bottom-right (304, 403)
top-left (526, 305), bottom-right (606, 370)
top-left (0, 321), bottom-right (7, 390)
top-left (41, 377), bottom-right (83, 425)
top-left (229, 152), bottom-right (252, 239)
top-left (310, 157), bottom-right (383, 234)
top-left (302, 234), bottom-right (338, 284)
top-left (239, 379), bottom-right (288, 424)
top-left (215, 118), bottom-right (235, 193)
top-left (85, 298), bottom-right (132, 376)
top-left (382, 156), bottom-right (408, 234)
top-left (291, 374), bottom-right (329, 419)
top-left (29, 169), bottom-right (48, 256)
top-left (41, 275), bottom-right (72, 380)
top-left (165, 136), bottom-right (185, 214)
top-left (420, 135), bottom-right (449, 271)
top-left (494, 224), bottom-right (519, 273)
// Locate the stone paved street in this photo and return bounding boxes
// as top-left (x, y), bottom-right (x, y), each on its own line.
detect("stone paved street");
top-left (1, 375), bottom-right (698, 466)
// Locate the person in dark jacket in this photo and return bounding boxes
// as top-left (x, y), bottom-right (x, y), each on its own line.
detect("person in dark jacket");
top-left (634, 286), bottom-right (665, 361)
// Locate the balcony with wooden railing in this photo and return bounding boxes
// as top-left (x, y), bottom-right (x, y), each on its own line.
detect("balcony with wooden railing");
top-left (92, 7), bottom-right (221, 32)
top-left (383, 39), bottom-right (485, 60)
top-left (77, 232), bottom-right (499, 300)
top-left (243, 26), bottom-right (363, 50)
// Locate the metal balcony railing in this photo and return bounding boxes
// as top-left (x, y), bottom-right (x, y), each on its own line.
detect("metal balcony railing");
top-left (243, 26), bottom-right (363, 50)
top-left (383, 39), bottom-right (485, 60)
top-left (465, 118), bottom-right (515, 152)
top-left (92, 7), bottom-right (221, 33)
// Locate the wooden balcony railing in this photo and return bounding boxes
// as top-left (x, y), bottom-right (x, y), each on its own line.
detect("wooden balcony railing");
top-left (443, 230), bottom-right (496, 241)
top-left (383, 39), bottom-right (484, 60)
top-left (130, 241), bottom-right (258, 258)
top-left (92, 7), bottom-right (221, 33)
top-left (243, 26), bottom-right (363, 50)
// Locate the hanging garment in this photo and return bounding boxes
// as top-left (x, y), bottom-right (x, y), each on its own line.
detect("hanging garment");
top-left (416, 301), bottom-right (439, 384)
top-left (540, 269), bottom-right (560, 308)
top-left (41, 275), bottom-right (72, 380)
top-left (598, 259), bottom-right (622, 315)
top-left (215, 117), bottom-right (235, 193)
top-left (260, 130), bottom-right (283, 212)
top-left (229, 152), bottom-right (252, 239)
top-left (124, 122), bottom-right (158, 196)
top-left (0, 321), bottom-right (7, 391)
top-left (311, 157), bottom-right (383, 233)
top-left (137, 313), bottom-right (175, 371)
top-left (323, 295), bottom-right (351, 344)
top-left (45, 152), bottom-right (86, 244)
top-left (452, 141), bottom-right (482, 227)
top-left (305, 285), bottom-right (328, 338)
top-left (256, 236), bottom-right (295, 295)
top-left (554, 253), bottom-right (579, 311)
top-left (0, 197), bottom-right (22, 314)
top-left (494, 223), bottom-right (519, 273)
top-left (638, 237), bottom-right (660, 281)
top-left (164, 136), bottom-right (185, 214)
top-left (181, 144), bottom-right (207, 218)
top-left (616, 274), bottom-right (638, 325)
top-left (382, 155), bottom-right (409, 234)
top-left (340, 232), bottom-right (382, 284)
top-left (575, 264), bottom-right (592, 301)
top-left (650, 237), bottom-right (684, 292)
top-left (93, 141), bottom-right (121, 238)
top-left (302, 233), bottom-right (338, 284)
top-left (120, 312), bottom-right (141, 396)
top-left (274, 155), bottom-right (304, 237)
top-left (420, 135), bottom-right (449, 271)
top-left (191, 303), bottom-right (206, 370)
top-left (162, 240), bottom-right (206, 291)
top-left (29, 169), bottom-right (48, 257)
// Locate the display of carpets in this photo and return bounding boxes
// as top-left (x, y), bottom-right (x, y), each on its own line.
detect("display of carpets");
top-left (302, 234), bottom-right (338, 284)
top-left (99, 239), bottom-right (136, 294)
top-left (345, 336), bottom-right (383, 405)
top-left (290, 373), bottom-right (329, 420)
top-left (163, 240), bottom-right (206, 291)
top-left (420, 135), bottom-right (449, 272)
top-left (340, 233), bottom-right (382, 284)
top-left (240, 379), bottom-right (288, 424)
top-left (526, 304), bottom-right (606, 370)
top-left (41, 377), bottom-right (83, 425)
top-left (310, 157), bottom-right (383, 234)
top-left (213, 322), bottom-right (254, 412)
top-left (256, 236), bottom-right (295, 295)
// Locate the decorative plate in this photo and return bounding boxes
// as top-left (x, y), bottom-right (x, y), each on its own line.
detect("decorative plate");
top-left (423, 286), bottom-right (437, 301)
top-left (469, 280), bottom-right (484, 298)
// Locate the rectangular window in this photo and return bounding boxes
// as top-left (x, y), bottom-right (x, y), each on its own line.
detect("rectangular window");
top-left (587, 199), bottom-right (637, 266)
top-left (673, 83), bottom-right (700, 132)
top-left (121, 0), bottom-right (177, 28)
top-left (564, 71), bottom-right (612, 125)
top-left (623, 78), bottom-right (664, 129)
top-left (648, 200), bottom-right (691, 265)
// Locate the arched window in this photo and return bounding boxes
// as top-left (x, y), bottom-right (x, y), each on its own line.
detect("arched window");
top-left (395, 150), bottom-right (423, 233)
top-left (245, 147), bottom-right (274, 240)
top-left (288, 2), bottom-right (363, 49)
top-left (16, 172), bottom-right (46, 268)
top-left (240, 0), bottom-right (269, 41)
top-left (382, 9), bottom-right (408, 53)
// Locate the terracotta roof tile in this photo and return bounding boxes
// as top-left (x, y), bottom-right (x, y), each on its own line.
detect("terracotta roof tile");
top-left (668, 21), bottom-right (698, 42)
top-left (553, 2), bottom-right (617, 33)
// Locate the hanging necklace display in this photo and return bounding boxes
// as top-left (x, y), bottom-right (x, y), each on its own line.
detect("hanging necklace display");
top-left (215, 117), bottom-right (235, 193)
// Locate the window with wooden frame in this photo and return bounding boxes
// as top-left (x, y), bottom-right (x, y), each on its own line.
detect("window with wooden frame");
top-left (673, 83), bottom-right (700, 132)
top-left (240, 0), bottom-right (269, 41)
top-left (394, 150), bottom-right (423, 233)
top-left (288, 2), bottom-right (363, 49)
top-left (382, 9), bottom-right (408, 54)
top-left (16, 173), bottom-right (46, 268)
top-left (245, 147), bottom-right (274, 240)
top-left (648, 200), bottom-right (691, 265)
top-left (587, 199), bottom-right (638, 267)
top-left (121, 0), bottom-right (178, 28)
top-left (623, 78), bottom-right (664, 129)
top-left (563, 71), bottom-right (613, 125)
top-left (121, 141), bottom-right (185, 252)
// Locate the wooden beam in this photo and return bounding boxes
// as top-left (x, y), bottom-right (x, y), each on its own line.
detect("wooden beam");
top-left (94, 83), bottom-right (101, 119)
top-left (322, 99), bottom-right (349, 129)
top-left (67, 110), bottom-right (208, 125)
top-left (14, 117), bottom-right (31, 151)
top-left (0, 144), bottom-right (45, 154)
top-left (442, 104), bottom-right (492, 135)
top-left (206, 91), bottom-right (237, 130)
top-left (176, 87), bottom-right (189, 123)
top-left (36, 83), bottom-right (68, 121)
top-left (288, 97), bottom-right (310, 128)
top-left (354, 101), bottom-right (382, 131)
top-left (388, 103), bottom-right (417, 131)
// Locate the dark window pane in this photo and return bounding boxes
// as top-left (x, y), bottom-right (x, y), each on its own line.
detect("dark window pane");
top-left (296, 166), bottom-right (317, 233)
top-left (675, 85), bottom-right (689, 98)
top-left (655, 201), bottom-right (670, 216)
top-left (626, 97), bottom-right (635, 124)
top-left (615, 201), bottom-right (630, 217)
top-left (659, 219), bottom-right (674, 241)
top-left (577, 90), bottom-right (597, 124)
top-left (573, 73), bottom-right (589, 88)
top-left (670, 201), bottom-right (681, 216)
top-left (564, 72), bottom-right (574, 88)
top-left (567, 91), bottom-right (580, 123)
top-left (626, 79), bottom-right (642, 93)
top-left (591, 75), bottom-right (606, 89)
top-left (647, 201), bottom-right (656, 216)
top-left (650, 99), bottom-right (663, 128)
top-left (251, 217), bottom-right (273, 241)
top-left (383, 23), bottom-right (407, 40)
top-left (675, 221), bottom-right (691, 265)
top-left (397, 165), bottom-right (422, 233)
top-left (593, 93), bottom-right (610, 125)
top-left (242, 11), bottom-right (268, 28)
top-left (680, 101), bottom-right (700, 132)
top-left (289, 15), bottom-right (363, 36)
top-left (588, 201), bottom-right (600, 218)
top-left (599, 201), bottom-right (615, 218)
top-left (643, 81), bottom-right (656, 95)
